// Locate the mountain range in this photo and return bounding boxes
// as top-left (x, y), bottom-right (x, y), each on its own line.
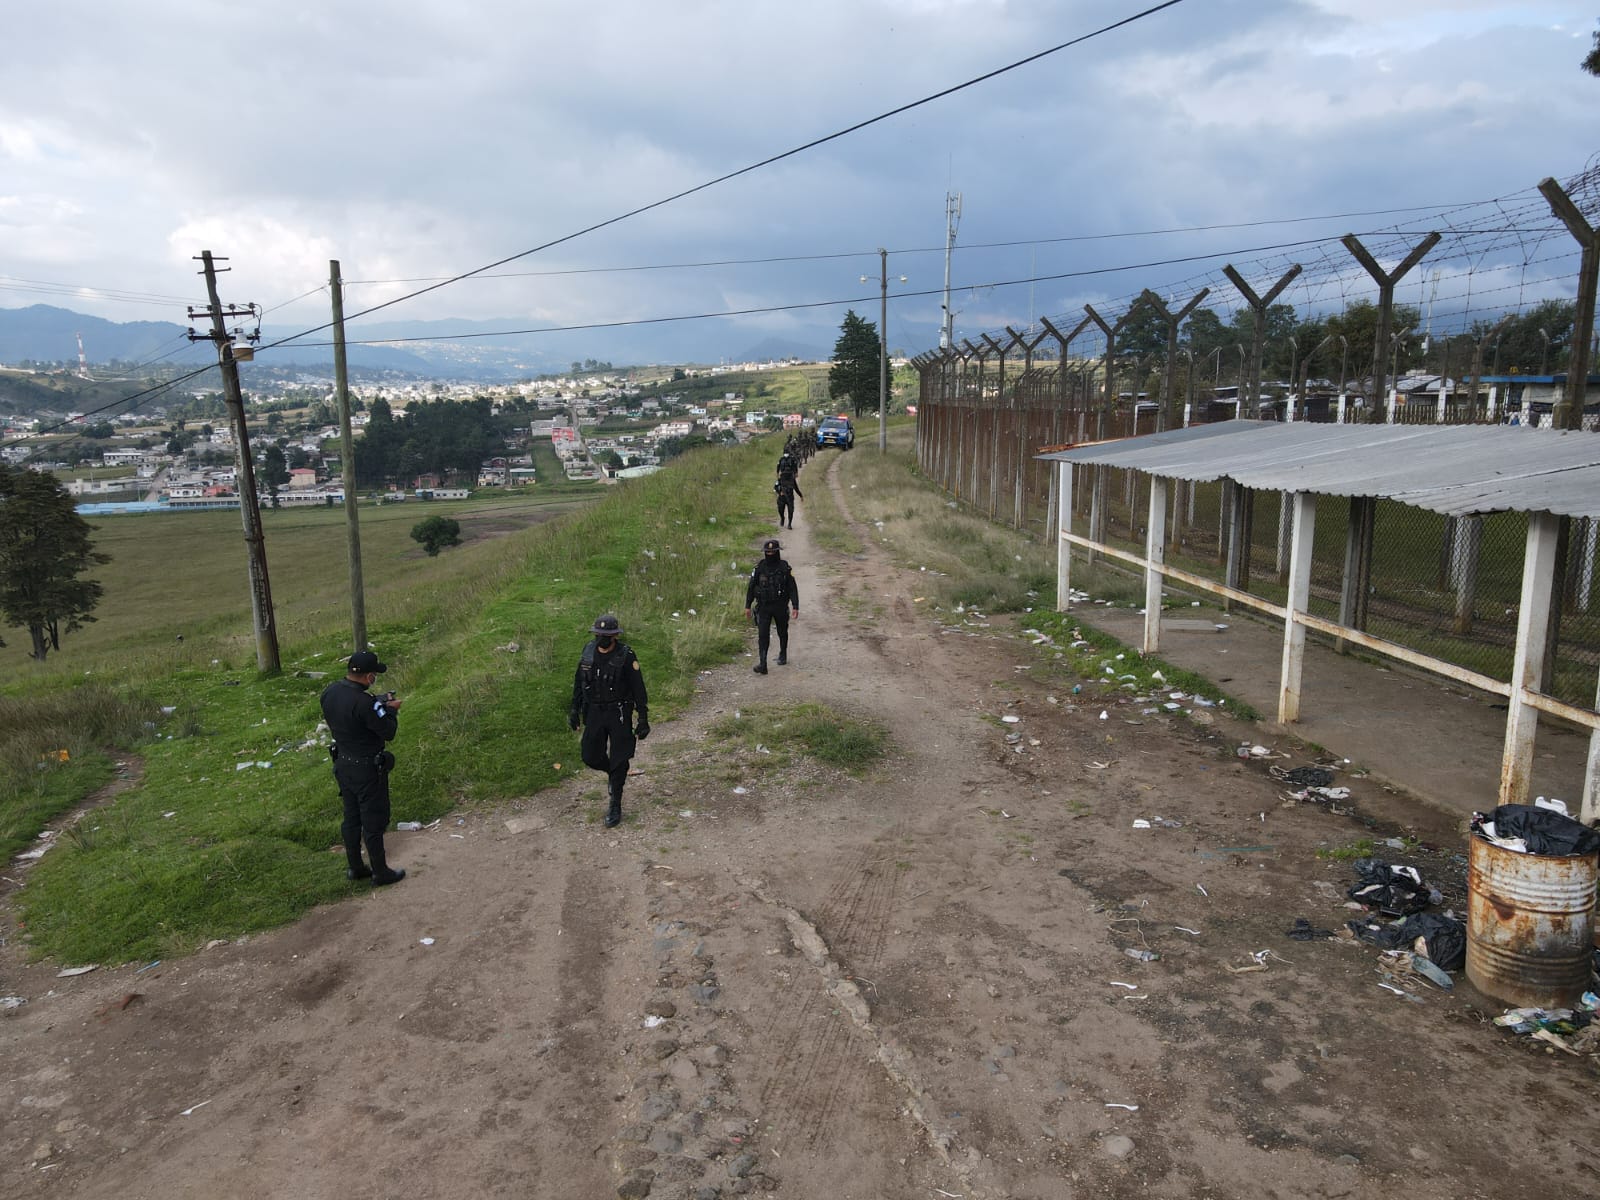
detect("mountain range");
top-left (0, 305), bottom-right (827, 382)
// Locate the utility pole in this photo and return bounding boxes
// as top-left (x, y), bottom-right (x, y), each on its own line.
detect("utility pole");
top-left (940, 192), bottom-right (961, 351)
top-left (189, 251), bottom-right (280, 674)
top-left (330, 260), bottom-right (367, 652)
top-left (878, 248), bottom-right (889, 454)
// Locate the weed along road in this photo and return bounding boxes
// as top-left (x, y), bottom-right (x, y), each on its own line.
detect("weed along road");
top-left (3, 435), bottom-right (1597, 1200)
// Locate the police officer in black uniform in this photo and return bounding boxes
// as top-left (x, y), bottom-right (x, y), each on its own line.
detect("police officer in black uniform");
top-left (320, 650), bottom-right (406, 885)
top-left (568, 614), bottom-right (650, 828)
top-left (744, 538), bottom-right (799, 674)
top-left (774, 470), bottom-right (803, 529)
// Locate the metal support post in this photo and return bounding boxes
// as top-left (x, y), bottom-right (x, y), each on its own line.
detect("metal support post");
top-left (1278, 491), bottom-right (1317, 723)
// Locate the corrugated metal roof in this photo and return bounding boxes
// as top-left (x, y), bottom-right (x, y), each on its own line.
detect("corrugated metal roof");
top-left (1037, 421), bottom-right (1600, 519)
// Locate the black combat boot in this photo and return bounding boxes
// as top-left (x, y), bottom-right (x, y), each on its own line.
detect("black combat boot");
top-left (776, 645), bottom-right (788, 666)
top-left (367, 837), bottom-right (406, 886)
top-left (753, 661), bottom-right (768, 674)
top-left (605, 787), bottom-right (623, 828)
top-left (345, 842), bottom-right (371, 880)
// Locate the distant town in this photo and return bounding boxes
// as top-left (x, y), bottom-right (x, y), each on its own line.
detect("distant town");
top-left (0, 357), bottom-right (862, 511)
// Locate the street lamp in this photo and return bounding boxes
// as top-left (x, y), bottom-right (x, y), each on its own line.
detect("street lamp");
top-left (861, 249), bottom-right (907, 454)
top-left (1538, 327), bottom-right (1552, 375)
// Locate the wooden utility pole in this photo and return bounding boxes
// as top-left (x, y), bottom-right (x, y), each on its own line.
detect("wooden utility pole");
top-left (190, 251), bottom-right (280, 674)
top-left (330, 260), bottom-right (368, 652)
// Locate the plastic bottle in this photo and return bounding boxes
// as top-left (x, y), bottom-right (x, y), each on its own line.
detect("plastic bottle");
top-left (396, 821), bottom-right (422, 832)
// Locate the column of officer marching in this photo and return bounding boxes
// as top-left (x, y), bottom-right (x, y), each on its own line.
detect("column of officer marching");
top-left (320, 433), bottom-right (817, 867)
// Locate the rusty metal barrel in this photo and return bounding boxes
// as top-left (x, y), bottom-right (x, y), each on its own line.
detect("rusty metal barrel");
top-left (1466, 833), bottom-right (1597, 1009)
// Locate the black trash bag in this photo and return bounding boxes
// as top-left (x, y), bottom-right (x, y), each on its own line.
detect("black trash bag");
top-left (1347, 858), bottom-right (1431, 916)
top-left (1474, 805), bottom-right (1600, 857)
top-left (1346, 911), bottom-right (1466, 972)
top-left (1282, 766), bottom-right (1335, 788)
top-left (1286, 917), bottom-right (1335, 941)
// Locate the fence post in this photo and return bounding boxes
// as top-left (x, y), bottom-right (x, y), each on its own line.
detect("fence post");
top-left (1223, 265), bottom-right (1302, 418)
top-left (1139, 287), bottom-right (1211, 432)
top-left (1341, 232), bottom-right (1441, 421)
top-left (1537, 178), bottom-right (1599, 432)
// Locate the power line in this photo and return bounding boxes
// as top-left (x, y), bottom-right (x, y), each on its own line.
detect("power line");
top-left (340, 200), bottom-right (1501, 288)
top-left (262, 0), bottom-right (1190, 354)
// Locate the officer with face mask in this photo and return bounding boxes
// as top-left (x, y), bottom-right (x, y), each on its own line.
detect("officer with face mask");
top-left (744, 538), bottom-right (799, 674)
top-left (568, 614), bottom-right (650, 828)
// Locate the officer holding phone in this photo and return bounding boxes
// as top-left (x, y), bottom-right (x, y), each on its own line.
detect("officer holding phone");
top-left (320, 650), bottom-right (407, 885)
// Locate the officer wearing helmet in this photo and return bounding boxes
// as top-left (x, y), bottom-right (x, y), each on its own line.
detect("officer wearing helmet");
top-left (568, 614), bottom-right (650, 827)
top-left (744, 538), bottom-right (799, 674)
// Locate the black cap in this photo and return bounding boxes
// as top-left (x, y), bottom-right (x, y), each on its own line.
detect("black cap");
top-left (348, 650), bottom-right (386, 674)
top-left (763, 539), bottom-right (781, 553)
top-left (591, 613), bottom-right (624, 636)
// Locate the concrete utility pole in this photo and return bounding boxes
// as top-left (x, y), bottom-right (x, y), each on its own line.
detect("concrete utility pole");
top-left (330, 260), bottom-right (367, 653)
top-left (189, 251), bottom-right (280, 674)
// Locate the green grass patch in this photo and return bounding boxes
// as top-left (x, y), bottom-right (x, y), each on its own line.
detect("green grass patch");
top-left (1024, 610), bottom-right (1261, 722)
top-left (706, 702), bottom-right (889, 776)
top-left (0, 686), bottom-right (155, 861)
top-left (1316, 837), bottom-right (1377, 862)
top-left (6, 439), bottom-right (791, 964)
top-left (829, 425), bottom-right (1054, 613)
top-left (803, 454), bottom-right (866, 556)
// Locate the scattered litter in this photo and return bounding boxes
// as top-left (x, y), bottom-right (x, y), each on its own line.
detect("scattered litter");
top-left (162, 811), bottom-right (177, 819)
top-left (57, 965), bottom-right (99, 978)
top-left (1271, 765), bottom-right (1335, 788)
top-left (1173, 926), bottom-right (1201, 936)
top-left (1346, 859), bottom-right (1431, 917)
top-left (643, 1014), bottom-right (666, 1029)
top-left (1001, 715), bottom-right (1021, 724)
top-left (396, 821), bottom-right (423, 832)
top-left (1285, 918), bottom-right (1335, 942)
top-left (1087, 761), bottom-right (1110, 770)
top-left (1348, 910), bottom-right (1465, 971)
top-left (1196, 884), bottom-right (1208, 897)
top-left (1105, 1103), bottom-right (1140, 1111)
top-left (1124, 948), bottom-right (1159, 963)
top-left (733, 786), bottom-right (748, 795)
top-left (419, 937), bottom-right (435, 946)
top-left (1132, 819), bottom-right (1152, 830)
top-left (179, 1100), bottom-right (212, 1116)
top-left (1098, 711), bottom-right (1108, 721)
top-left (449, 833), bottom-right (465, 839)
top-left (1110, 981), bottom-right (1139, 990)
top-left (1, 996), bottom-right (25, 1011)
top-left (136, 960), bottom-right (161, 973)
top-left (1409, 956), bottom-right (1454, 991)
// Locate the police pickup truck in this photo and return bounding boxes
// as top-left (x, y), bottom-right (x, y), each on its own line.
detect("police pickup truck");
top-left (816, 416), bottom-right (855, 449)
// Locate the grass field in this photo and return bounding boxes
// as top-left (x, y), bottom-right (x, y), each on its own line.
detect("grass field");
top-left (2, 418), bottom-right (1160, 965)
top-left (5, 442), bottom-right (792, 963)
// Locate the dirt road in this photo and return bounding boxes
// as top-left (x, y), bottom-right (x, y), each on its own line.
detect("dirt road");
top-left (3, 452), bottom-right (1596, 1200)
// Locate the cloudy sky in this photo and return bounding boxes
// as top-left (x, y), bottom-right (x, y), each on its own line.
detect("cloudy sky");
top-left (3, 0), bottom-right (1596, 365)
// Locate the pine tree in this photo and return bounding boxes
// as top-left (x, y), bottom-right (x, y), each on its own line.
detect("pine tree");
top-left (828, 309), bottom-right (882, 419)
top-left (0, 464), bottom-right (110, 660)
